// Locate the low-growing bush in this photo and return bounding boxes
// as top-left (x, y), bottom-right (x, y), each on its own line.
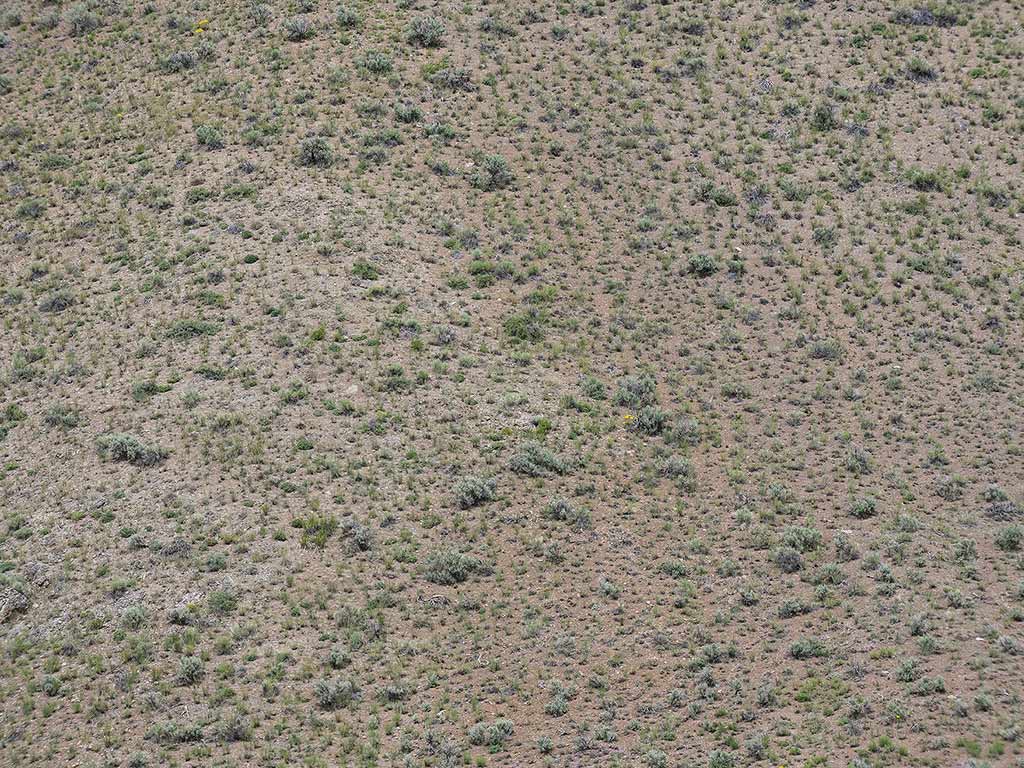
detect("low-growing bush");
top-left (298, 137), bottom-right (333, 167)
top-left (177, 655), bottom-right (204, 685)
top-left (789, 637), bottom-right (828, 659)
top-left (510, 442), bottom-right (568, 476)
top-left (470, 155), bottom-right (513, 191)
top-left (467, 718), bottom-right (514, 749)
top-left (542, 499), bottom-right (591, 528)
top-left (314, 678), bottom-right (358, 709)
top-left (196, 124), bottom-right (224, 149)
top-left (632, 405), bottom-right (669, 435)
top-left (849, 497), bottom-right (877, 519)
top-left (424, 549), bottom-right (490, 585)
top-left (336, 5), bottom-right (360, 29)
top-left (97, 433), bottom-right (168, 466)
top-left (774, 546), bottom-right (803, 573)
top-left (454, 476), bottom-right (497, 509)
top-left (283, 16), bottom-right (315, 41)
top-left (614, 374), bottom-right (657, 408)
top-left (503, 307), bottom-right (545, 342)
top-left (407, 15), bottom-right (445, 47)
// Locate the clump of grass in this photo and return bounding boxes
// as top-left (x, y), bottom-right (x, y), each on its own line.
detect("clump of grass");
top-left (297, 513), bottom-right (338, 550)
top-left (907, 57), bottom-right (936, 81)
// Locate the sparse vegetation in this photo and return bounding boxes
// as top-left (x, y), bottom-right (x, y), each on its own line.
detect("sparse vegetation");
top-left (1, 1), bottom-right (1019, 765)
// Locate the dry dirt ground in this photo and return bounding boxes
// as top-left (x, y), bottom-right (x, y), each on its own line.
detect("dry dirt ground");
top-left (1, 1), bottom-right (1023, 767)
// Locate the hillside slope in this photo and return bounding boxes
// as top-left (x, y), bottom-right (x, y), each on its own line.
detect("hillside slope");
top-left (1, 2), bottom-right (1023, 767)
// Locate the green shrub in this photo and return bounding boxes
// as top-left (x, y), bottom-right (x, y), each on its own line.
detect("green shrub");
top-left (424, 549), bottom-right (490, 585)
top-left (395, 102), bottom-right (422, 123)
top-left (849, 497), bottom-right (877, 519)
top-left (687, 253), bottom-right (719, 276)
top-left (660, 456), bottom-right (696, 491)
top-left (177, 655), bottom-right (204, 685)
top-left (632, 405), bottom-right (668, 436)
top-left (996, 526), bottom-right (1023, 552)
top-left (97, 433), bottom-right (168, 466)
top-left (196, 124), bottom-right (224, 149)
top-left (470, 155), bottom-right (513, 190)
top-left (314, 678), bottom-right (358, 709)
top-left (503, 307), bottom-right (545, 342)
top-left (454, 476), bottom-right (497, 509)
top-left (360, 50), bottom-right (393, 74)
top-left (352, 259), bottom-right (379, 279)
top-left (428, 64), bottom-right (472, 90)
top-left (666, 416), bottom-right (700, 446)
top-left (407, 15), bottom-right (445, 47)
top-left (614, 374), bottom-right (657, 408)
top-left (510, 442), bottom-right (567, 476)
top-left (809, 338), bottom-right (843, 360)
top-left (542, 499), bottom-right (591, 528)
top-left (336, 6), bottom-right (360, 29)
top-left (208, 590), bottom-right (237, 614)
top-left (167, 318), bottom-right (218, 340)
top-left (774, 546), bottom-right (803, 573)
top-left (161, 50), bottom-right (197, 73)
top-left (789, 637), bottom-right (828, 659)
top-left (298, 137), bottom-right (333, 167)
top-left (283, 16), bottom-right (315, 41)
top-left (68, 4), bottom-right (100, 36)
top-left (782, 525), bottom-right (822, 552)
top-left (16, 199), bottom-right (46, 219)
top-left (811, 102), bottom-right (838, 131)
top-left (467, 718), bottom-right (513, 749)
